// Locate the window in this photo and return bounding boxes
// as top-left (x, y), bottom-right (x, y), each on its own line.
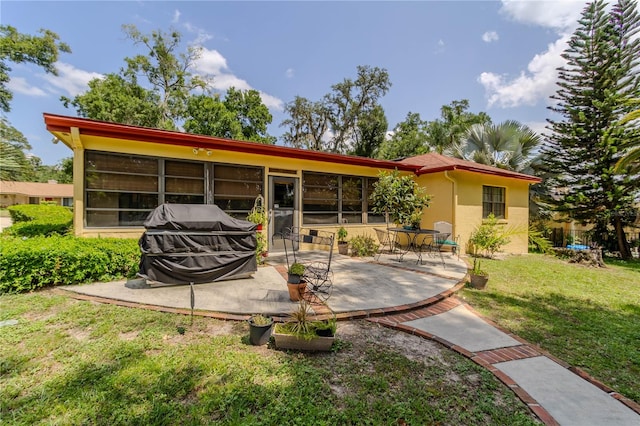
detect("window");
top-left (341, 177), bottom-right (363, 224)
top-left (366, 178), bottom-right (385, 223)
top-left (85, 152), bottom-right (159, 227)
top-left (164, 160), bottom-right (205, 204)
top-left (302, 172), bottom-right (377, 224)
top-left (483, 186), bottom-right (505, 219)
top-left (84, 151), bottom-right (264, 227)
top-left (212, 164), bottom-right (263, 218)
top-left (302, 173), bottom-right (338, 224)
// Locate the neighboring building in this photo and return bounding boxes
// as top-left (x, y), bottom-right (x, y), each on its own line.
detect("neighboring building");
top-left (0, 180), bottom-right (73, 208)
top-left (43, 113), bottom-right (541, 254)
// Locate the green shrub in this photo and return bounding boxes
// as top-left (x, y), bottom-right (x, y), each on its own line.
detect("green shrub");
top-left (349, 235), bottom-right (379, 257)
top-left (528, 226), bottom-right (553, 254)
top-left (5, 204), bottom-right (72, 237)
top-left (7, 204), bottom-right (72, 223)
top-left (0, 236), bottom-right (140, 293)
top-left (468, 213), bottom-right (516, 258)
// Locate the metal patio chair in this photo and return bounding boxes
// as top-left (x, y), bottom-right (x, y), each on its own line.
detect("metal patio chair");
top-left (433, 221), bottom-right (460, 259)
top-left (420, 232), bottom-right (451, 268)
top-left (374, 227), bottom-right (396, 261)
top-left (282, 227), bottom-right (335, 302)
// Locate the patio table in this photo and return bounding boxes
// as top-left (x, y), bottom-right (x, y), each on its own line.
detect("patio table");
top-left (389, 228), bottom-right (439, 264)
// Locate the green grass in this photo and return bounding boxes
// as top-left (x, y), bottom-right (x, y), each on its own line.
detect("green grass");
top-left (0, 292), bottom-right (537, 425)
top-left (460, 254), bottom-right (640, 404)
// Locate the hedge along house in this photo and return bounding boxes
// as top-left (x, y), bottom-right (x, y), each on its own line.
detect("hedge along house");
top-left (44, 113), bottom-right (540, 255)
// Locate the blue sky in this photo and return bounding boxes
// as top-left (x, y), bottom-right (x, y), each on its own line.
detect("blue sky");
top-left (3, 0), bottom-right (589, 165)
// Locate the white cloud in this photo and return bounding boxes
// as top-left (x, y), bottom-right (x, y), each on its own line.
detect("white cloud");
top-left (500, 0), bottom-right (585, 30)
top-left (172, 9), bottom-right (181, 24)
top-left (259, 92), bottom-right (284, 110)
top-left (39, 62), bottom-right (103, 97)
top-left (194, 48), bottom-right (228, 74)
top-left (7, 77), bottom-right (47, 97)
top-left (479, 1), bottom-right (588, 109)
top-left (285, 68), bottom-right (294, 79)
top-left (479, 35), bottom-right (569, 108)
top-left (482, 31), bottom-right (499, 43)
top-left (193, 47), bottom-right (283, 111)
top-left (184, 22), bottom-right (213, 45)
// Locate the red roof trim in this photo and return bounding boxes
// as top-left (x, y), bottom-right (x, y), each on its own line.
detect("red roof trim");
top-left (43, 113), bottom-right (419, 172)
top-left (416, 164), bottom-right (541, 182)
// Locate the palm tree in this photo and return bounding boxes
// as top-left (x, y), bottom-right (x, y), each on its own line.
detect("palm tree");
top-left (615, 103), bottom-right (640, 173)
top-left (451, 120), bottom-right (541, 174)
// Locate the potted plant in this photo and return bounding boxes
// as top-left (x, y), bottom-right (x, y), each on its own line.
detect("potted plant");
top-left (247, 195), bottom-right (268, 262)
top-left (248, 314), bottom-right (274, 346)
top-left (469, 257), bottom-right (488, 289)
top-left (286, 263), bottom-right (306, 301)
top-left (273, 301), bottom-right (336, 351)
top-left (337, 226), bottom-right (348, 255)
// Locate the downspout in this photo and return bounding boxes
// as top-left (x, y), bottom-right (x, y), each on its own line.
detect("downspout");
top-left (444, 170), bottom-right (458, 249)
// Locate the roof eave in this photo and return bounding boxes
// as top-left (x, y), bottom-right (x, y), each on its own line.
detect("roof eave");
top-left (415, 164), bottom-right (541, 183)
top-left (43, 113), bottom-right (420, 172)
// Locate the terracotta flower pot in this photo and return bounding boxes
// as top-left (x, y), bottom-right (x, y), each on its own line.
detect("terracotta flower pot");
top-left (338, 242), bottom-right (348, 255)
top-left (287, 282), bottom-right (307, 301)
top-left (470, 274), bottom-right (488, 290)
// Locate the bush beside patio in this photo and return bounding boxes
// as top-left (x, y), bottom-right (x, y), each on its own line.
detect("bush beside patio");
top-left (4, 204), bottom-right (73, 237)
top-left (0, 235), bottom-right (140, 293)
top-left (460, 253), bottom-right (640, 404)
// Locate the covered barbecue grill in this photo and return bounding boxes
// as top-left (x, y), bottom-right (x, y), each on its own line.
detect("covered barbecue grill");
top-left (138, 204), bottom-right (258, 284)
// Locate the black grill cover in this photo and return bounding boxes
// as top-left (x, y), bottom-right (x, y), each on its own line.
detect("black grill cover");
top-left (138, 204), bottom-right (258, 284)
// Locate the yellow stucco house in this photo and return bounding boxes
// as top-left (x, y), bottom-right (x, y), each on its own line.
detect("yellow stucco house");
top-left (44, 113), bottom-right (540, 255)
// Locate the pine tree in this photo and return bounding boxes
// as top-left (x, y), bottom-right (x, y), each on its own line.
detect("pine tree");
top-left (542, 0), bottom-right (640, 259)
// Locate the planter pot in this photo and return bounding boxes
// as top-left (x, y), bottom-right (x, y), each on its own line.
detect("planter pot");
top-left (248, 319), bottom-right (274, 346)
top-left (273, 332), bottom-right (335, 351)
top-left (469, 274), bottom-right (488, 290)
top-left (287, 274), bottom-right (302, 284)
top-left (338, 242), bottom-right (348, 255)
top-left (287, 282), bottom-right (307, 301)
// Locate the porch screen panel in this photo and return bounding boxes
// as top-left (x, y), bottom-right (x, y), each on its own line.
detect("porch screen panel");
top-left (366, 178), bottom-right (386, 223)
top-left (213, 164), bottom-right (263, 217)
top-left (341, 176), bottom-right (363, 224)
top-left (85, 151), bottom-right (159, 227)
top-left (303, 173), bottom-right (338, 224)
top-left (165, 160), bottom-right (205, 204)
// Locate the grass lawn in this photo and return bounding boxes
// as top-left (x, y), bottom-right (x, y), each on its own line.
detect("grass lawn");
top-left (460, 254), bottom-right (640, 404)
top-left (0, 291), bottom-right (537, 425)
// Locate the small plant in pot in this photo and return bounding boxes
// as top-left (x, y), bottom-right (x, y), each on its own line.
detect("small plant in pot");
top-left (337, 226), bottom-right (348, 255)
top-left (469, 258), bottom-right (488, 289)
top-left (248, 314), bottom-right (274, 346)
top-left (273, 301), bottom-right (336, 351)
top-left (286, 263), bottom-right (306, 301)
top-left (287, 263), bottom-right (305, 284)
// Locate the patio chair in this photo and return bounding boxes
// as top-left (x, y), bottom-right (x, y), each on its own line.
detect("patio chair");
top-left (433, 221), bottom-right (460, 259)
top-left (374, 227), bottom-right (396, 261)
top-left (420, 232), bottom-right (451, 268)
top-left (282, 227), bottom-right (335, 302)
